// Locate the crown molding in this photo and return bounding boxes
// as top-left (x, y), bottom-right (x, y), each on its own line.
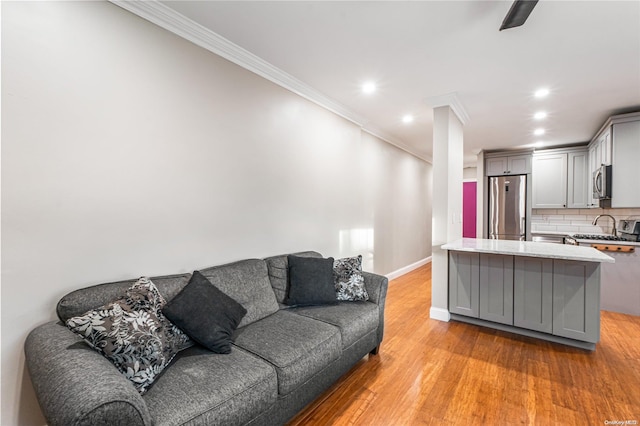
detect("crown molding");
top-left (109, 1), bottom-right (367, 124)
top-left (361, 125), bottom-right (432, 163)
top-left (110, 0), bottom-right (430, 163)
top-left (425, 92), bottom-right (470, 126)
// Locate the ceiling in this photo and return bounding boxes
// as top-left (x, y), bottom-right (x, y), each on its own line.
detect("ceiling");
top-left (152, 1), bottom-right (640, 165)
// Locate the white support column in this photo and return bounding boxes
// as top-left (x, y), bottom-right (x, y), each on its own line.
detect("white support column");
top-left (428, 95), bottom-right (468, 322)
top-left (476, 150), bottom-right (485, 239)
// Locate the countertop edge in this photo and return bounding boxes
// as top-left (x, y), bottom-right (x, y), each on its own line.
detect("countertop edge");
top-left (441, 239), bottom-right (615, 263)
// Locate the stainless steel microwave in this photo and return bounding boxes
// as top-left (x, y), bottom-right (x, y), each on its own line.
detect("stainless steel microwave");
top-left (593, 164), bottom-right (612, 200)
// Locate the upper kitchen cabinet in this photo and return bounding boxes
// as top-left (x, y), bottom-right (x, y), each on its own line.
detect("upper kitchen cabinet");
top-left (611, 114), bottom-right (640, 207)
top-left (532, 151), bottom-right (567, 208)
top-left (532, 147), bottom-right (589, 209)
top-left (567, 150), bottom-right (590, 208)
top-left (485, 153), bottom-right (531, 176)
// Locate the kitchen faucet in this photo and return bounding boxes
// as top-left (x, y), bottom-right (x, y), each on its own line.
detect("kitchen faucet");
top-left (592, 214), bottom-right (617, 236)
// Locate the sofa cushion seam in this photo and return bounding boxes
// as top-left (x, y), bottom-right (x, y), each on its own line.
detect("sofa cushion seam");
top-left (234, 328), bottom-right (340, 369)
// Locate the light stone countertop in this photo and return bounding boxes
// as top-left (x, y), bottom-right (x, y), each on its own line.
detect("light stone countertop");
top-left (441, 238), bottom-right (615, 263)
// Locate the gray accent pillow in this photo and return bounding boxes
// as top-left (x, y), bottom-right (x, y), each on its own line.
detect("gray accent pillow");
top-left (66, 277), bottom-right (192, 394)
top-left (162, 271), bottom-right (247, 354)
top-left (333, 255), bottom-right (369, 301)
top-left (199, 259), bottom-right (279, 328)
top-left (264, 251), bottom-right (323, 304)
top-left (286, 255), bottom-right (337, 306)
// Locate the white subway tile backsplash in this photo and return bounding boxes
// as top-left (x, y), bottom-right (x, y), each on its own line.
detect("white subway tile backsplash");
top-left (531, 208), bottom-right (640, 234)
top-left (534, 224), bottom-right (558, 231)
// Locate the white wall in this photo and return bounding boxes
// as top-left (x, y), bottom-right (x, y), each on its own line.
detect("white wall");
top-left (462, 167), bottom-right (477, 180)
top-left (1, 2), bottom-right (432, 424)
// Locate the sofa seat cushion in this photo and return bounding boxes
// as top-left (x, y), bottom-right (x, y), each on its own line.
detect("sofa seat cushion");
top-left (143, 346), bottom-right (277, 426)
top-left (290, 302), bottom-right (379, 349)
top-left (199, 259), bottom-right (279, 328)
top-left (233, 310), bottom-right (341, 395)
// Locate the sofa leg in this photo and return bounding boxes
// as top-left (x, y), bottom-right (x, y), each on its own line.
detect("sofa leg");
top-left (369, 345), bottom-right (380, 356)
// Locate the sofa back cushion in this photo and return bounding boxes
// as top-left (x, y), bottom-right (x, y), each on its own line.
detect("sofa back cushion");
top-left (199, 259), bottom-right (279, 328)
top-left (264, 251), bottom-right (323, 304)
top-left (57, 274), bottom-right (190, 323)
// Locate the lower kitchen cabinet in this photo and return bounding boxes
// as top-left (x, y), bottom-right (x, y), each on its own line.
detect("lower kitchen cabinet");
top-left (448, 252), bottom-right (601, 348)
top-left (448, 251), bottom-right (479, 317)
top-left (513, 257), bottom-right (553, 333)
top-left (552, 260), bottom-right (600, 343)
top-left (479, 253), bottom-right (514, 325)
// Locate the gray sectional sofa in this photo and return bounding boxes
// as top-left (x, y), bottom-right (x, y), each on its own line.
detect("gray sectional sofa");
top-left (25, 251), bottom-right (388, 425)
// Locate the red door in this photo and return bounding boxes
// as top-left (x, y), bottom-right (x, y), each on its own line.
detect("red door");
top-left (463, 181), bottom-right (477, 238)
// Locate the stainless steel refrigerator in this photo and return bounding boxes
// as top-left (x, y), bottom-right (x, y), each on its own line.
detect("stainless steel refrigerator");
top-left (489, 175), bottom-right (527, 240)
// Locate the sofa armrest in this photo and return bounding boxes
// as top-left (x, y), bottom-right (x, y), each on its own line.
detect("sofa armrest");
top-left (25, 321), bottom-right (153, 426)
top-left (361, 271), bottom-right (388, 350)
top-left (361, 271), bottom-right (388, 306)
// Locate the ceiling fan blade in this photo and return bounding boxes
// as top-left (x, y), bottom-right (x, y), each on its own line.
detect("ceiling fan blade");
top-left (500, 0), bottom-right (539, 31)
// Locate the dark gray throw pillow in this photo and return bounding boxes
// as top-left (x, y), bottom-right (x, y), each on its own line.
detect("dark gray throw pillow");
top-left (162, 270), bottom-right (247, 354)
top-left (286, 255), bottom-right (337, 306)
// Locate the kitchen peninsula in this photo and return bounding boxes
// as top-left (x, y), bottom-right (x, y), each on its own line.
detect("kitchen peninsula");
top-left (442, 238), bottom-right (614, 350)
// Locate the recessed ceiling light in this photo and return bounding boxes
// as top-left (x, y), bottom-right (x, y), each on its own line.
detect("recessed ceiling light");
top-left (534, 88), bottom-right (550, 98)
top-left (402, 115), bottom-right (414, 124)
top-left (534, 111), bottom-right (547, 120)
top-left (362, 81), bottom-right (376, 94)
top-left (534, 128), bottom-right (545, 136)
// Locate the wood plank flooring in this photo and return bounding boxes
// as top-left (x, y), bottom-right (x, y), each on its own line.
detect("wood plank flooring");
top-left (288, 263), bottom-right (640, 425)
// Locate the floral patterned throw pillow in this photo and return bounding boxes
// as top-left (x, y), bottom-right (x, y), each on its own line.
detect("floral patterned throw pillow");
top-left (66, 277), bottom-right (192, 393)
top-left (333, 255), bottom-right (369, 301)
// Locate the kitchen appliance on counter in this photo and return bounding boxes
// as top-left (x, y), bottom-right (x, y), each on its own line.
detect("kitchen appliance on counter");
top-left (566, 219), bottom-right (640, 245)
top-left (618, 219), bottom-right (640, 242)
top-left (567, 234), bottom-right (626, 242)
top-left (488, 174), bottom-right (526, 241)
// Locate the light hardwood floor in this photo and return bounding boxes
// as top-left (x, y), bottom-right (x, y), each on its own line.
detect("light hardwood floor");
top-left (288, 263), bottom-right (640, 425)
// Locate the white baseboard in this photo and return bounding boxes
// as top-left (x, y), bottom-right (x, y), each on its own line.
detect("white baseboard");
top-left (385, 256), bottom-right (432, 281)
top-left (429, 307), bottom-right (451, 322)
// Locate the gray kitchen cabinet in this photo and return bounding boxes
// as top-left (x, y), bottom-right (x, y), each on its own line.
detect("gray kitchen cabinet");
top-left (485, 154), bottom-right (531, 176)
top-left (533, 148), bottom-right (589, 209)
top-left (444, 241), bottom-right (610, 350)
top-left (479, 253), bottom-right (514, 325)
top-left (552, 260), bottom-right (600, 343)
top-left (532, 152), bottom-right (567, 208)
top-left (566, 149), bottom-right (589, 208)
top-left (612, 120), bottom-right (640, 208)
top-left (448, 251), bottom-right (479, 317)
top-left (513, 257), bottom-right (553, 333)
